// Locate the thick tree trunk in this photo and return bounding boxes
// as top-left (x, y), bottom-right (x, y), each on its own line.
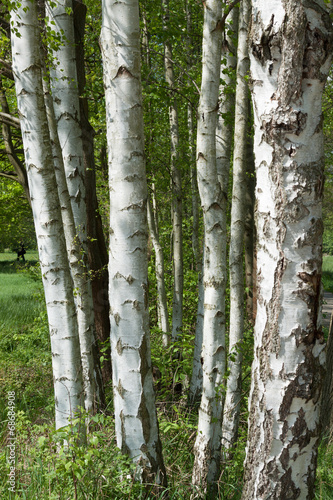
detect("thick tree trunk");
top-left (222, 0), bottom-right (250, 458)
top-left (162, 0), bottom-right (183, 342)
top-left (242, 2), bottom-right (333, 498)
top-left (192, 1), bottom-right (226, 495)
top-left (11, 0), bottom-right (84, 430)
top-left (100, 0), bottom-right (167, 487)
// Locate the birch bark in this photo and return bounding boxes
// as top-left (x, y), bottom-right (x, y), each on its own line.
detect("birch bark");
top-left (162, 0), bottom-right (183, 342)
top-left (46, 0), bottom-right (86, 242)
top-left (216, 5), bottom-right (238, 193)
top-left (100, 0), bottom-right (166, 486)
top-left (10, 0), bottom-right (84, 430)
top-left (46, 0), bottom-right (102, 412)
top-left (222, 0), bottom-right (251, 458)
top-left (192, 0), bottom-right (226, 494)
top-left (147, 197), bottom-right (170, 345)
top-left (242, 2), bottom-right (333, 498)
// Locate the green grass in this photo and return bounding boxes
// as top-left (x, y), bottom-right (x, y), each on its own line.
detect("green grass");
top-left (0, 252), bottom-right (52, 425)
top-left (323, 255), bottom-right (333, 293)
top-left (0, 252), bottom-right (332, 498)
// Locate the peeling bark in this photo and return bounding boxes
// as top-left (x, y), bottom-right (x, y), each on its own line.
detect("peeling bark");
top-left (242, 2), bottom-right (333, 498)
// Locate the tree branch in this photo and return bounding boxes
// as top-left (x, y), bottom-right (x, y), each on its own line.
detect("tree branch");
top-left (0, 59), bottom-right (13, 80)
top-left (0, 111), bottom-right (20, 128)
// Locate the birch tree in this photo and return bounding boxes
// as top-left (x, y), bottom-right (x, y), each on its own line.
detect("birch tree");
top-left (46, 0), bottom-right (103, 412)
top-left (100, 0), bottom-right (167, 486)
top-left (242, 1), bottom-right (333, 498)
top-left (192, 0), bottom-right (226, 494)
top-left (11, 0), bottom-right (84, 430)
top-left (162, 0), bottom-right (183, 342)
top-left (222, 0), bottom-right (250, 458)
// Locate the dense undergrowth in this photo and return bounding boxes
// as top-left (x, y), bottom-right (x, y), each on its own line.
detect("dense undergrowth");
top-left (0, 253), bottom-right (332, 498)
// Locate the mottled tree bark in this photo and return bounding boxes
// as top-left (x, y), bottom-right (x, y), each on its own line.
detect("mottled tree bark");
top-left (242, 2), bottom-right (333, 498)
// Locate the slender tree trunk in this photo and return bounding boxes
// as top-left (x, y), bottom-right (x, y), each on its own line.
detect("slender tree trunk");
top-left (11, 0), bottom-right (84, 430)
top-left (222, 0), bottom-right (250, 458)
top-left (72, 0), bottom-right (112, 385)
top-left (142, 7), bottom-right (170, 345)
top-left (186, 0), bottom-right (200, 271)
top-left (46, 0), bottom-right (103, 411)
top-left (244, 122), bottom-right (256, 325)
top-left (188, 266), bottom-right (204, 406)
top-left (147, 197), bottom-right (170, 346)
top-left (162, 0), bottom-right (183, 342)
top-left (216, 5), bottom-right (238, 193)
top-left (0, 77), bottom-right (30, 204)
top-left (43, 71), bottom-right (104, 412)
top-left (192, 1), bottom-right (226, 495)
top-left (100, 0), bottom-right (167, 487)
top-left (242, 2), bottom-right (333, 498)
top-left (320, 313), bottom-right (333, 435)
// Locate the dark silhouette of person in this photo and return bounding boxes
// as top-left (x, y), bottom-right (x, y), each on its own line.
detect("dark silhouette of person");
top-left (17, 242), bottom-right (26, 262)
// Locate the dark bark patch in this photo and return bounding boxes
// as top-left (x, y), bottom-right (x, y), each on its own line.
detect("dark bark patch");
top-left (115, 66), bottom-right (133, 79)
top-left (116, 337), bottom-right (123, 355)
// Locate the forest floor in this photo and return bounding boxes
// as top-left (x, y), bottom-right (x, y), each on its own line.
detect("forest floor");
top-left (0, 253), bottom-right (333, 498)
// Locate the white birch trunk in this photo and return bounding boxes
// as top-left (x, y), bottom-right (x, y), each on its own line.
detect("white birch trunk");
top-left (100, 0), bottom-right (166, 486)
top-left (147, 198), bottom-right (170, 346)
top-left (45, 0), bottom-right (102, 413)
top-left (46, 0), bottom-right (87, 243)
top-left (242, 2), bottom-right (333, 498)
top-left (216, 5), bottom-right (238, 193)
top-left (162, 0), bottom-right (183, 341)
top-left (192, 1), bottom-right (226, 494)
top-left (222, 0), bottom-right (250, 457)
top-left (11, 0), bottom-right (84, 430)
top-left (188, 266), bottom-right (204, 405)
top-left (43, 77), bottom-right (102, 413)
top-left (186, 0), bottom-right (200, 271)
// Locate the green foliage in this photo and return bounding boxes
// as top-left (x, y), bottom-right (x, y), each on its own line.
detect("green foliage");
top-left (0, 412), bottom-right (149, 499)
top-left (0, 179), bottom-right (36, 252)
top-left (322, 255), bottom-right (333, 294)
top-left (315, 437), bottom-right (333, 499)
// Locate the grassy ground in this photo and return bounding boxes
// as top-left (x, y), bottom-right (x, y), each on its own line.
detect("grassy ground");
top-left (323, 255), bottom-right (333, 293)
top-left (0, 253), bottom-right (332, 498)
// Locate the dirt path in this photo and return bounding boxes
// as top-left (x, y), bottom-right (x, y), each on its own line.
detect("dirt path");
top-left (323, 291), bottom-right (333, 330)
